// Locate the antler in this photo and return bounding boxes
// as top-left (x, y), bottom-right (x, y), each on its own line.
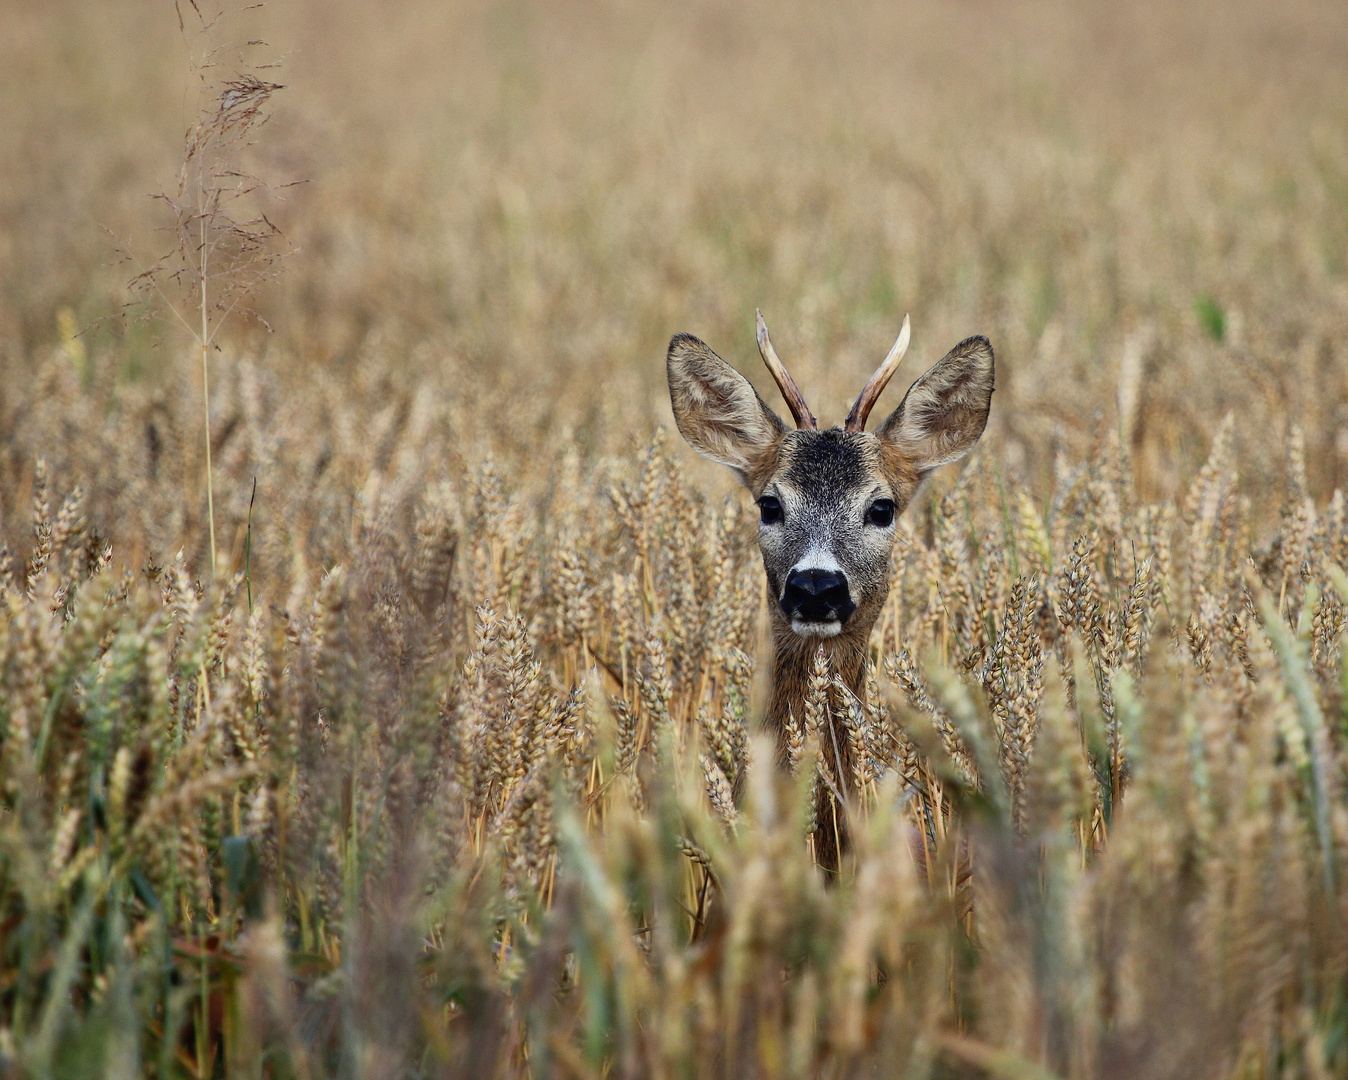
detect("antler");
top-left (844, 313), bottom-right (911, 432)
top-left (756, 310), bottom-right (817, 430)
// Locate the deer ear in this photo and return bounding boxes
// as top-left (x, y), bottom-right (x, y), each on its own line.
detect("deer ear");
top-left (667, 333), bottom-right (785, 485)
top-left (878, 335), bottom-right (994, 475)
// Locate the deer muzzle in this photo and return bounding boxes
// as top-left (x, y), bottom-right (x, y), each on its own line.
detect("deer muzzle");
top-left (781, 568), bottom-right (856, 633)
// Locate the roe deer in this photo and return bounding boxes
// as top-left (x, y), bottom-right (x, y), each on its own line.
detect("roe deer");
top-left (667, 311), bottom-right (994, 868)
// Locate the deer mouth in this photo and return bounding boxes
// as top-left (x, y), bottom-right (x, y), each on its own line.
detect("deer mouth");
top-left (789, 616), bottom-right (846, 638)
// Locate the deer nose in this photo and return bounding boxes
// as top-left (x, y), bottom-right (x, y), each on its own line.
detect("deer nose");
top-left (781, 568), bottom-right (856, 625)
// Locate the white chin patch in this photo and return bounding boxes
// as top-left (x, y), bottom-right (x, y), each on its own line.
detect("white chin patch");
top-left (791, 619), bottom-right (842, 638)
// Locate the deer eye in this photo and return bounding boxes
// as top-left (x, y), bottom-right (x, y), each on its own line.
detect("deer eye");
top-left (758, 495), bottom-right (784, 525)
top-left (866, 499), bottom-right (896, 528)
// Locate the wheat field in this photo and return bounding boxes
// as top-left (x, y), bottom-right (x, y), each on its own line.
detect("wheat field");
top-left (2, 1), bottom-right (1348, 1077)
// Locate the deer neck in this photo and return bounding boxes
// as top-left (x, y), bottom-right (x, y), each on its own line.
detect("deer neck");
top-left (765, 608), bottom-right (875, 739)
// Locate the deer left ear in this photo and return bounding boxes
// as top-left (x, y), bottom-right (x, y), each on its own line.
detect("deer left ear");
top-left (878, 336), bottom-right (994, 475)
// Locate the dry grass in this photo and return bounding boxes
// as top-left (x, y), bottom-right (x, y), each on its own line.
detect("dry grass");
top-left (2, 0), bottom-right (1348, 1077)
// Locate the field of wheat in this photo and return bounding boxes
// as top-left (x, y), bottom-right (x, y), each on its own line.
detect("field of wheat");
top-left (2, 1), bottom-right (1348, 1077)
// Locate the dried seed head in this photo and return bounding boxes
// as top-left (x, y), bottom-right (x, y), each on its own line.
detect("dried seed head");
top-left (785, 707), bottom-right (805, 776)
top-left (700, 754), bottom-right (738, 830)
top-left (1122, 558), bottom-right (1155, 676)
top-left (832, 675), bottom-right (872, 790)
top-left (885, 649), bottom-right (979, 787)
top-left (804, 645), bottom-right (830, 738)
top-left (25, 460), bottom-right (52, 597)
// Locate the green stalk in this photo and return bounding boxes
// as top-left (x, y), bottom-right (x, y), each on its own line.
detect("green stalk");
top-left (1259, 590), bottom-right (1336, 891)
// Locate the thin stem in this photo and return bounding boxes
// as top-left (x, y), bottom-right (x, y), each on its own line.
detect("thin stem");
top-left (200, 198), bottom-right (217, 576)
top-left (245, 477), bottom-right (256, 613)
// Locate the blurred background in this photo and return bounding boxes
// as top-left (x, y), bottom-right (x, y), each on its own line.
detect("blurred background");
top-left (4, 7), bottom-right (1348, 1074)
top-left (2, 0), bottom-right (1348, 557)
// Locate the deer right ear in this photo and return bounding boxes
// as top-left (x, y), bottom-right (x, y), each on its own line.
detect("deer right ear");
top-left (667, 333), bottom-right (786, 485)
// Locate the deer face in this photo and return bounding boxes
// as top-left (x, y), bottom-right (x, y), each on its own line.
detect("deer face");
top-left (667, 314), bottom-right (993, 641)
top-left (754, 428), bottom-right (905, 637)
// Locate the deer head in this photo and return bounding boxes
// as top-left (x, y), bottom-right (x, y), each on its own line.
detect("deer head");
top-left (667, 311), bottom-right (994, 647)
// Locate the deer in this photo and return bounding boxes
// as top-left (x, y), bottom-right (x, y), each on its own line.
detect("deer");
top-left (666, 310), bottom-right (994, 868)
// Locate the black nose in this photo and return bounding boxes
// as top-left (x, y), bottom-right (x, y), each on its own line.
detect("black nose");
top-left (781, 568), bottom-right (856, 624)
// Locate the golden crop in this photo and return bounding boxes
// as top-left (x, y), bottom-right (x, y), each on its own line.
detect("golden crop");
top-left (1, 1), bottom-right (1347, 1076)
